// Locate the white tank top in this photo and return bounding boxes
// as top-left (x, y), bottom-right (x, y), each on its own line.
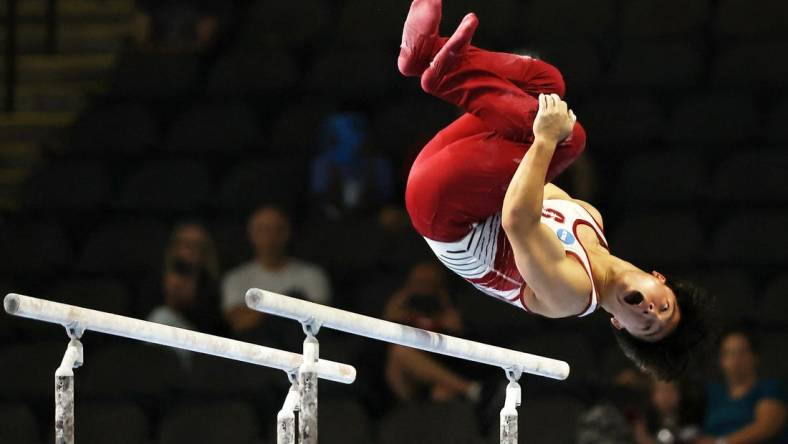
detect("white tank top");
top-left (538, 199), bottom-right (608, 317)
top-left (424, 199), bottom-right (607, 317)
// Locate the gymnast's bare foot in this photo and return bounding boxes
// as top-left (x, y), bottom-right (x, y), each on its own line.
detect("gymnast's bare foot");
top-left (398, 0), bottom-right (443, 77)
top-left (421, 12), bottom-right (479, 93)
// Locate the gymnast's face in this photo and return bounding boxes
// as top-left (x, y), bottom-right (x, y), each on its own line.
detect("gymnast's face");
top-left (609, 270), bottom-right (681, 342)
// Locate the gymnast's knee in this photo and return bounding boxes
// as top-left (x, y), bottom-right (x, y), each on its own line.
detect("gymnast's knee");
top-left (528, 58), bottom-right (567, 98)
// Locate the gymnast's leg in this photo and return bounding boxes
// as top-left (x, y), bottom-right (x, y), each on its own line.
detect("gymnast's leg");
top-left (402, 2), bottom-right (586, 241)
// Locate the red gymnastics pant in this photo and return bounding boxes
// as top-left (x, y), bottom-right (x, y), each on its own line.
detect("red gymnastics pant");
top-left (405, 41), bottom-right (588, 242)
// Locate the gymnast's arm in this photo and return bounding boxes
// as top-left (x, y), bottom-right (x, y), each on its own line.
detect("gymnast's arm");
top-left (501, 94), bottom-right (590, 318)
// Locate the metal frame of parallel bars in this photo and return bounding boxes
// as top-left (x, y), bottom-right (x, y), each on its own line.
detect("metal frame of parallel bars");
top-left (246, 288), bottom-right (572, 444)
top-left (3, 293), bottom-right (355, 444)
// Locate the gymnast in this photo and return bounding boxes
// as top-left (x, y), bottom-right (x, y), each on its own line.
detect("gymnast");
top-left (400, 0), bottom-right (711, 380)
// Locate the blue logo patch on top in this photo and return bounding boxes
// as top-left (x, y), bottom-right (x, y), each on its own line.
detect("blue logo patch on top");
top-left (556, 229), bottom-right (576, 245)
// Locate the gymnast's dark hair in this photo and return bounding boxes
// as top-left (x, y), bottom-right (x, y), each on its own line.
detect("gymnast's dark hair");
top-left (613, 277), bottom-right (715, 381)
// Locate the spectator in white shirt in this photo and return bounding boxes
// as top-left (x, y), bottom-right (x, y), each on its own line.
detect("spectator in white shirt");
top-left (222, 205), bottom-right (331, 336)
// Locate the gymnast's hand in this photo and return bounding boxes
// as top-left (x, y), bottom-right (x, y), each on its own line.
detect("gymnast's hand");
top-left (533, 93), bottom-right (577, 144)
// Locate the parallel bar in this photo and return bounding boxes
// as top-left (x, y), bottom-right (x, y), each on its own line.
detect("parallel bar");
top-left (4, 294), bottom-right (356, 384)
top-left (246, 289), bottom-right (570, 380)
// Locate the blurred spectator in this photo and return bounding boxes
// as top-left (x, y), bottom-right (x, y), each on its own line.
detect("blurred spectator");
top-left (142, 222), bottom-right (225, 335)
top-left (577, 363), bottom-right (650, 444)
top-left (310, 112), bottom-right (394, 219)
top-left (221, 206), bottom-right (331, 336)
top-left (633, 379), bottom-right (701, 444)
top-left (382, 262), bottom-right (482, 403)
top-left (134, 0), bottom-right (230, 50)
top-left (695, 326), bottom-right (787, 444)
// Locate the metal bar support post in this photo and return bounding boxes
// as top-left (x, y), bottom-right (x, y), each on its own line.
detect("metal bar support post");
top-left (298, 320), bottom-right (320, 444)
top-left (55, 326), bottom-right (84, 444)
top-left (500, 368), bottom-right (522, 444)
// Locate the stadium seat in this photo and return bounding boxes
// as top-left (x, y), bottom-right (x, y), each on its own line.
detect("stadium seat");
top-left (524, 0), bottom-right (615, 36)
top-left (237, 0), bottom-right (330, 49)
top-left (765, 101), bottom-right (788, 143)
top-left (443, 0), bottom-right (523, 47)
top-left (580, 96), bottom-right (665, 145)
top-left (318, 399), bottom-right (372, 444)
top-left (667, 93), bottom-right (756, 144)
top-left (307, 49), bottom-right (392, 101)
top-left (0, 403), bottom-right (40, 443)
top-left (267, 102), bottom-right (333, 159)
top-left (77, 402), bottom-right (150, 444)
top-left (609, 42), bottom-right (703, 89)
top-left (21, 162), bottom-right (110, 213)
top-left (217, 161), bottom-right (305, 213)
top-left (207, 50), bottom-right (299, 97)
top-left (454, 285), bottom-right (539, 340)
top-left (294, 217), bottom-right (386, 275)
top-left (683, 270), bottom-right (756, 323)
top-left (110, 50), bottom-right (201, 99)
top-left (68, 102), bottom-right (158, 158)
top-left (157, 401), bottom-right (261, 444)
top-left (83, 343), bottom-right (184, 399)
top-left (711, 152), bottom-right (788, 205)
top-left (336, 0), bottom-right (405, 48)
top-left (210, 218), bottom-right (254, 271)
top-left (117, 160), bottom-right (214, 213)
top-left (712, 42), bottom-right (788, 87)
top-left (615, 152), bottom-right (708, 208)
top-left (0, 220), bottom-right (72, 274)
top-left (371, 99), bottom-right (457, 156)
top-left (609, 212), bottom-right (704, 268)
top-left (620, 0), bottom-right (710, 37)
top-left (0, 342), bottom-right (65, 398)
top-left (187, 353), bottom-right (285, 397)
top-left (759, 333), bottom-right (788, 379)
top-left (756, 274), bottom-right (788, 326)
top-left (508, 395), bottom-right (586, 444)
top-left (45, 278), bottom-right (131, 316)
top-left (715, 0), bottom-right (788, 37)
top-left (78, 218), bottom-right (169, 274)
top-left (711, 213), bottom-right (788, 265)
top-left (509, 333), bottom-right (597, 384)
top-left (525, 39), bottom-right (602, 91)
top-left (164, 103), bottom-right (265, 154)
top-left (378, 400), bottom-right (481, 444)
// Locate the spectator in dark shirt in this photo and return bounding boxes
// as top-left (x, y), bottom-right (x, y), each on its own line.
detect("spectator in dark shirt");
top-left (383, 261), bottom-right (483, 403)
